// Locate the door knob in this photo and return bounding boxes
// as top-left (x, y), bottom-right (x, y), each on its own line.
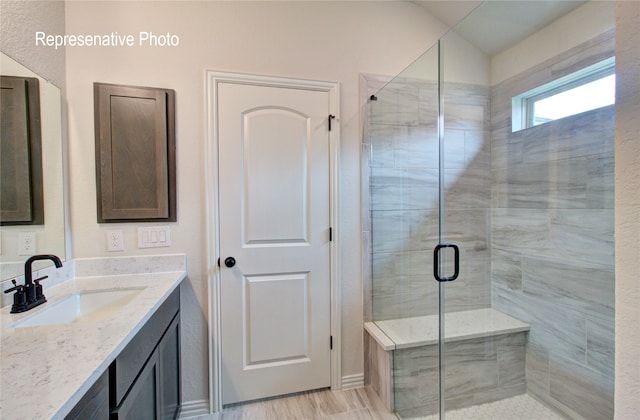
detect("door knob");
top-left (224, 257), bottom-right (236, 268)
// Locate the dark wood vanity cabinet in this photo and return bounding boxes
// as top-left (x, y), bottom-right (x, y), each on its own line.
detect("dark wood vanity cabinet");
top-left (66, 288), bottom-right (181, 420)
top-left (112, 315), bottom-right (180, 420)
top-left (65, 370), bottom-right (110, 420)
top-left (158, 315), bottom-right (181, 419)
top-left (112, 348), bottom-right (160, 419)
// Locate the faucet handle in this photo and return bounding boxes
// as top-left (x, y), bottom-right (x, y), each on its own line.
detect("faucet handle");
top-left (34, 275), bottom-right (49, 284)
top-left (33, 276), bottom-right (48, 302)
top-left (5, 280), bottom-right (28, 313)
top-left (4, 279), bottom-right (25, 294)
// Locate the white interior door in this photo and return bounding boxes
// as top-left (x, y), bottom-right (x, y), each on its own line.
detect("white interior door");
top-left (217, 80), bottom-right (332, 405)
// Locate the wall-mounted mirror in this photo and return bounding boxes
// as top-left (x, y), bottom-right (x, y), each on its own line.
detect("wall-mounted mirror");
top-left (0, 52), bottom-right (65, 280)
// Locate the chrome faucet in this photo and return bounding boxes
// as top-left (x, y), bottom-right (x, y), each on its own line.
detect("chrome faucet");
top-left (4, 254), bottom-right (63, 313)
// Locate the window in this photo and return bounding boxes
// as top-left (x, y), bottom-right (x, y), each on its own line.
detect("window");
top-left (512, 57), bottom-right (615, 132)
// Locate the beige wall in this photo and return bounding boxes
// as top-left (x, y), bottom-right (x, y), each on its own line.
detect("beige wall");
top-left (491, 1), bottom-right (615, 86)
top-left (615, 1), bottom-right (640, 418)
top-left (0, 0), bottom-right (66, 88)
top-left (64, 0), bottom-right (448, 408)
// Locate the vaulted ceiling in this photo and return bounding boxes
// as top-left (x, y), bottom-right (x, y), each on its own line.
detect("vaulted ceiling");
top-left (416, 0), bottom-right (587, 56)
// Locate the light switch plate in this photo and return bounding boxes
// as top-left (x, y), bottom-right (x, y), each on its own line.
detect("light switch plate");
top-left (138, 226), bottom-right (171, 248)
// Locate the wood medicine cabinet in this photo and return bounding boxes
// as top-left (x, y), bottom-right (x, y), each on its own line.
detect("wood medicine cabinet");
top-left (94, 83), bottom-right (176, 222)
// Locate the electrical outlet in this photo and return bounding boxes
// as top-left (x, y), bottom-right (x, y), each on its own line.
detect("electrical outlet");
top-left (18, 232), bottom-right (37, 255)
top-left (107, 230), bottom-right (124, 252)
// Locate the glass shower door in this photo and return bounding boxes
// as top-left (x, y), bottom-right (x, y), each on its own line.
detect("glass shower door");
top-left (437, 1), bottom-right (616, 418)
top-left (437, 25), bottom-right (498, 416)
top-left (368, 42), bottom-right (443, 418)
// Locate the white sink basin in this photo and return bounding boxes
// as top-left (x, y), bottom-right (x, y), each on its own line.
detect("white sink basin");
top-left (9, 287), bottom-right (145, 328)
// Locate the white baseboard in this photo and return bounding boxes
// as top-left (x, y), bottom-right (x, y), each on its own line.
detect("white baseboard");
top-left (179, 399), bottom-right (211, 419)
top-left (341, 373), bottom-right (365, 390)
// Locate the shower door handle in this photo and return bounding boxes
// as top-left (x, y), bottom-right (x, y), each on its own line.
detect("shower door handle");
top-left (433, 243), bottom-right (459, 282)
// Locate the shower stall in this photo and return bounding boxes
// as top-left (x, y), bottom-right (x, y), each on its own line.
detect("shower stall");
top-left (363, 1), bottom-right (615, 419)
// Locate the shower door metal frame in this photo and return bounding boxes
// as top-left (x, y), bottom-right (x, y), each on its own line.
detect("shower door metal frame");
top-left (436, 39), bottom-right (446, 420)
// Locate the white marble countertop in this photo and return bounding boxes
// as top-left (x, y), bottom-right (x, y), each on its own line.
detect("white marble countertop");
top-left (0, 268), bottom-right (185, 420)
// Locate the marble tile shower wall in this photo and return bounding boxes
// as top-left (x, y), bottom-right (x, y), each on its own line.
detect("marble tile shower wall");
top-left (490, 31), bottom-right (615, 420)
top-left (394, 332), bottom-right (527, 417)
top-left (369, 77), bottom-right (491, 321)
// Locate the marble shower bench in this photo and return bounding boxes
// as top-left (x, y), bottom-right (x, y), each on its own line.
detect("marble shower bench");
top-left (364, 308), bottom-right (530, 416)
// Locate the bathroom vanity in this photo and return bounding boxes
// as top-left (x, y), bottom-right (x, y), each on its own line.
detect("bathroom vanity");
top-left (68, 287), bottom-right (180, 419)
top-left (0, 258), bottom-right (185, 419)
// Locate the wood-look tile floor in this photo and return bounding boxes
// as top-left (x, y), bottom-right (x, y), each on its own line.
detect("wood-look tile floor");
top-left (190, 387), bottom-right (398, 420)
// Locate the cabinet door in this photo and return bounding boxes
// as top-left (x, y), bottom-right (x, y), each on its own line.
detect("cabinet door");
top-left (112, 352), bottom-right (159, 419)
top-left (159, 315), bottom-right (181, 420)
top-left (93, 82), bottom-right (176, 222)
top-left (112, 289), bottom-right (179, 406)
top-left (65, 370), bottom-right (109, 420)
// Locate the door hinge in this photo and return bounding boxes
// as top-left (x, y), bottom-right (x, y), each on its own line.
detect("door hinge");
top-left (328, 114), bottom-right (336, 131)
top-left (329, 227), bottom-right (333, 242)
top-left (217, 258), bottom-right (220, 268)
top-left (330, 335), bottom-right (333, 350)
